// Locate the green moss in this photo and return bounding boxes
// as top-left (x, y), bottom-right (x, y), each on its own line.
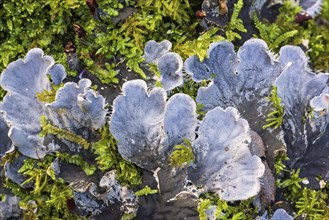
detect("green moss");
top-left (135, 185), bottom-right (158, 196)
top-left (0, 0), bottom-right (196, 83)
top-left (254, 13), bottom-right (298, 50)
top-left (253, 1), bottom-right (300, 50)
top-left (18, 157), bottom-right (55, 194)
top-left (39, 115), bottom-right (90, 149)
top-left (263, 86), bottom-right (284, 129)
top-left (225, 0), bottom-right (247, 41)
top-left (5, 154), bottom-right (80, 219)
top-left (0, 86), bottom-right (6, 101)
top-left (169, 139), bottom-right (195, 168)
top-left (137, 0), bottom-right (192, 25)
top-left (92, 125), bottom-right (142, 187)
top-left (295, 188), bottom-right (327, 220)
top-left (276, 168), bottom-right (307, 202)
top-left (0, 150), bottom-right (20, 166)
top-left (56, 152), bottom-right (97, 176)
top-left (0, 194), bottom-right (6, 202)
top-left (121, 213), bottom-right (136, 220)
top-left (254, 0), bottom-right (329, 71)
top-left (197, 193), bottom-right (256, 220)
top-left (196, 103), bottom-right (206, 120)
top-left (148, 63), bottom-right (161, 77)
top-left (0, 0), bottom-right (86, 73)
top-left (275, 161), bottom-right (329, 219)
top-left (308, 0), bottom-right (329, 71)
top-left (36, 84), bottom-right (64, 103)
top-left (173, 27), bottom-right (225, 61)
top-left (197, 198), bottom-right (212, 220)
top-left (273, 151), bottom-right (289, 175)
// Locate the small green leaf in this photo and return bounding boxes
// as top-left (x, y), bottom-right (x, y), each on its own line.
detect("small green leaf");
top-left (7, 19), bottom-right (13, 31)
top-left (47, 166), bottom-right (56, 181)
top-left (0, 194), bottom-right (7, 202)
top-left (169, 142), bottom-right (195, 167)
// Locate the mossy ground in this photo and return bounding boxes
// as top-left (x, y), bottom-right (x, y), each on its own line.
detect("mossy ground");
top-left (1, 0), bottom-right (329, 219)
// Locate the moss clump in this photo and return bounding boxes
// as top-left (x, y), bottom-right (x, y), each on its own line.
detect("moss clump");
top-left (36, 84), bottom-right (64, 103)
top-left (274, 152), bottom-right (329, 219)
top-left (0, 0), bottom-right (86, 72)
top-left (56, 152), bottom-right (97, 176)
top-left (92, 125), bottom-right (142, 186)
top-left (173, 0), bottom-right (247, 61)
top-left (254, 13), bottom-right (298, 50)
top-left (4, 154), bottom-right (80, 219)
top-left (169, 139), bottom-right (195, 168)
top-left (263, 86), bottom-right (284, 129)
top-left (225, 0), bottom-right (247, 41)
top-left (0, 150), bottom-right (20, 166)
top-left (254, 0), bottom-right (329, 71)
top-left (135, 185), bottom-right (158, 197)
top-left (174, 27), bottom-right (225, 61)
top-left (295, 188), bottom-right (327, 219)
top-left (0, 0), bottom-right (195, 82)
top-left (197, 198), bottom-right (212, 220)
top-left (0, 194), bottom-right (6, 202)
top-left (0, 87), bottom-right (6, 101)
top-left (197, 193), bottom-right (256, 220)
top-left (276, 171), bottom-right (329, 219)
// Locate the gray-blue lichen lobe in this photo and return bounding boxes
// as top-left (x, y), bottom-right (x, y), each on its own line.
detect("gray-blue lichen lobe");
top-left (275, 45), bottom-right (328, 166)
top-left (144, 40), bottom-right (172, 63)
top-left (0, 48), bottom-right (54, 158)
top-left (186, 39), bottom-right (284, 166)
top-left (189, 106), bottom-right (265, 201)
top-left (0, 195), bottom-right (21, 219)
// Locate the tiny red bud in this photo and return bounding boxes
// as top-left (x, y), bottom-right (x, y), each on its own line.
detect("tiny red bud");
top-left (295, 13), bottom-right (312, 24)
top-left (195, 10), bottom-right (207, 19)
